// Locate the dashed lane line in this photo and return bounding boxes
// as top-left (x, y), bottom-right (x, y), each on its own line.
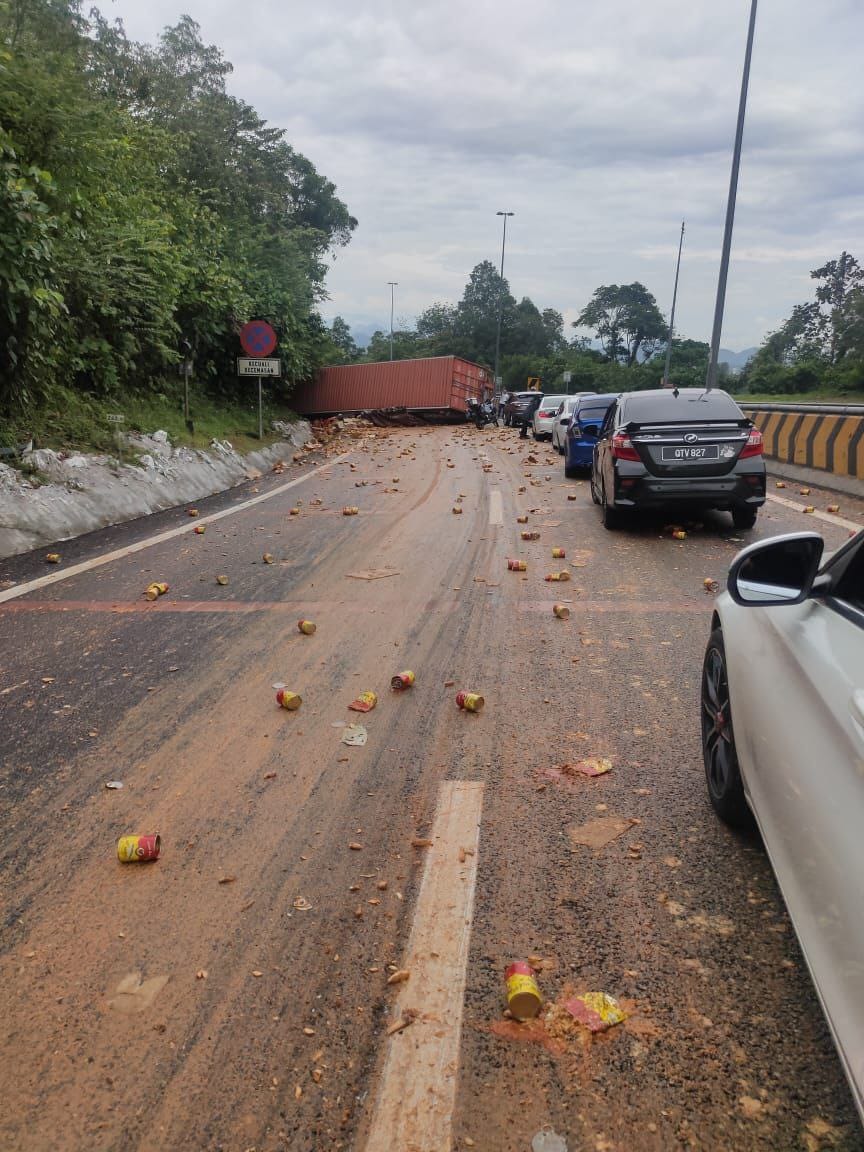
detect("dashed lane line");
top-left (489, 489), bottom-right (504, 526)
top-left (364, 780), bottom-right (484, 1152)
top-left (0, 454), bottom-right (351, 606)
top-left (766, 492), bottom-right (860, 534)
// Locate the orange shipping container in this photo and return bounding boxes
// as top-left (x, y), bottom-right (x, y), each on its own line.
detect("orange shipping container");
top-left (291, 356), bottom-right (490, 417)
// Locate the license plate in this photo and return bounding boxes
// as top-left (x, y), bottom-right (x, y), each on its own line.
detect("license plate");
top-left (661, 445), bottom-right (719, 462)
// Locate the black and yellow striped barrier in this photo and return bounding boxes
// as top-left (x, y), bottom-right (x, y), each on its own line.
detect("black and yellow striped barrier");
top-left (742, 404), bottom-right (864, 481)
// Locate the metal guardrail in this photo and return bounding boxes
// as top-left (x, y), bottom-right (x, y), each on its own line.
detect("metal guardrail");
top-left (740, 401), bottom-right (864, 417)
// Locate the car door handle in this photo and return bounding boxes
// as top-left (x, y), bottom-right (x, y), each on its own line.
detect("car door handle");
top-left (851, 691), bottom-right (864, 728)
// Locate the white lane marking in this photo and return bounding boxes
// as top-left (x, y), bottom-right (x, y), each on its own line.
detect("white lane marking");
top-left (765, 492), bottom-right (860, 533)
top-left (489, 489), bottom-right (503, 526)
top-left (0, 453), bottom-right (351, 605)
top-left (365, 780), bottom-right (484, 1152)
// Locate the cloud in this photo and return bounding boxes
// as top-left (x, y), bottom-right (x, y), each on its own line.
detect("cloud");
top-left (108, 0), bottom-right (864, 349)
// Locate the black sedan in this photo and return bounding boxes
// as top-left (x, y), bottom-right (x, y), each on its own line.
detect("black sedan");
top-left (590, 388), bottom-right (766, 530)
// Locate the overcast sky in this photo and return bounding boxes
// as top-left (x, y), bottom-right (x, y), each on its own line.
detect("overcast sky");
top-left (107, 0), bottom-right (863, 351)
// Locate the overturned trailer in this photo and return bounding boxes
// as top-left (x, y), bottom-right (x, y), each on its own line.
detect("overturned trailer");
top-left (290, 356), bottom-right (491, 420)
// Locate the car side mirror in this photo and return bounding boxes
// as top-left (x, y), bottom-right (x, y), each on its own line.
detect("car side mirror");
top-left (727, 532), bottom-right (823, 606)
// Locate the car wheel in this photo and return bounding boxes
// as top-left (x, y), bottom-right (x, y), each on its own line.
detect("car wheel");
top-left (732, 507), bottom-right (758, 530)
top-left (701, 628), bottom-right (749, 826)
top-left (564, 461), bottom-right (578, 479)
top-left (601, 481), bottom-right (621, 529)
top-left (589, 473), bottom-right (601, 504)
top-left (532, 430), bottom-right (540, 440)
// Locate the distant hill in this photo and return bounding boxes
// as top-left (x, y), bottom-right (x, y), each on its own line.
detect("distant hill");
top-left (719, 347), bottom-right (758, 370)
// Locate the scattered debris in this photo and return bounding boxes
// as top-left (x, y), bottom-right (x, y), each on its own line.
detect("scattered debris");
top-left (799, 487), bottom-right (811, 496)
top-left (193, 524), bottom-right (206, 535)
top-left (144, 582), bottom-right (168, 601)
top-left (452, 506), bottom-right (463, 515)
top-left (544, 571), bottom-right (571, 582)
top-left (562, 758), bottom-right (612, 778)
top-left (564, 992), bottom-right (627, 1032)
top-left (196, 969), bottom-right (208, 980)
top-left (386, 1008), bottom-right (419, 1036)
top-left (826, 504), bottom-right (840, 514)
top-left (568, 817), bottom-right (636, 850)
top-left (551, 547), bottom-right (565, 559)
top-left (532, 1129), bottom-right (568, 1152)
top-left (516, 515), bottom-right (528, 524)
top-left (349, 690), bottom-right (378, 713)
top-left (298, 619), bottom-right (316, 635)
top-left (276, 689), bottom-right (302, 710)
top-left (803, 506), bottom-right (815, 514)
top-left (507, 558), bottom-right (527, 571)
top-left (456, 691), bottom-right (485, 712)
top-left (188, 508), bottom-right (199, 517)
top-left (703, 577), bottom-right (720, 593)
top-left (553, 604), bottom-right (570, 619)
top-left (411, 837), bottom-right (433, 848)
top-left (218, 875), bottom-right (237, 884)
top-left (506, 961), bottom-right (543, 1020)
top-left (671, 529), bottom-right (687, 540)
top-left (117, 834), bottom-right (161, 862)
top-left (293, 897), bottom-right (313, 911)
top-left (341, 724), bottom-right (368, 747)
top-left (105, 780), bottom-right (124, 790)
top-left (108, 971), bottom-right (169, 1014)
top-left (390, 670), bottom-right (415, 691)
top-left (342, 506), bottom-right (359, 516)
top-left (521, 530), bottom-right (541, 541)
top-left (45, 553), bottom-right (61, 564)
top-left (345, 569), bottom-right (400, 581)
top-left (263, 553), bottom-right (274, 564)
top-left (775, 481), bottom-right (786, 489)
top-left (216, 574), bottom-right (229, 585)
top-left (567, 493), bottom-right (577, 501)
top-left (387, 969), bottom-right (411, 986)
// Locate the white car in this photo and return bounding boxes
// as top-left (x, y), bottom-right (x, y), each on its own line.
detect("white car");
top-left (703, 529), bottom-right (864, 1122)
top-left (551, 393), bottom-right (596, 453)
top-left (531, 394), bottom-right (567, 440)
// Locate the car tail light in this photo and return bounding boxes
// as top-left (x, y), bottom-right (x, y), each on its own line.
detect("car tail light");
top-left (739, 427), bottom-right (763, 458)
top-left (611, 433), bottom-right (640, 462)
top-left (540, 411), bottom-right (552, 418)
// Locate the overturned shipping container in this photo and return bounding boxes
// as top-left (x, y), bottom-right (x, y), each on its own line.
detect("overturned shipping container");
top-left (290, 356), bottom-right (490, 418)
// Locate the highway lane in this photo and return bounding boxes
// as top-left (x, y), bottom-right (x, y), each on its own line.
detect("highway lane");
top-left (0, 424), bottom-right (861, 1151)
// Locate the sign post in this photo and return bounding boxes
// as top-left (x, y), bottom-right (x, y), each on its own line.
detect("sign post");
top-left (107, 413), bottom-right (125, 463)
top-left (239, 321), bottom-right (279, 439)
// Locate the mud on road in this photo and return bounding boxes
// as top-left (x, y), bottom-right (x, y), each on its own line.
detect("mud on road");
top-left (0, 424), bottom-right (861, 1151)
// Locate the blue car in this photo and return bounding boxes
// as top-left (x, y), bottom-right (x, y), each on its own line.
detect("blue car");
top-left (564, 393), bottom-right (618, 478)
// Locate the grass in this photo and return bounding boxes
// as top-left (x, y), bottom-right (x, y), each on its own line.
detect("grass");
top-left (4, 380), bottom-right (303, 457)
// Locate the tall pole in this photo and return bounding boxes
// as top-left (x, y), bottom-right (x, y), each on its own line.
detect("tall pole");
top-left (663, 221), bottom-right (686, 387)
top-left (493, 211), bottom-right (514, 394)
top-left (706, 0), bottom-right (758, 391)
top-left (388, 282), bottom-right (398, 361)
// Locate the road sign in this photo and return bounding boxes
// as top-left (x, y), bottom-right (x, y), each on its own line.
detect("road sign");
top-left (237, 358), bottom-right (281, 377)
top-left (527, 376), bottom-right (541, 389)
top-left (106, 414), bottom-right (125, 424)
top-left (239, 320), bottom-right (277, 357)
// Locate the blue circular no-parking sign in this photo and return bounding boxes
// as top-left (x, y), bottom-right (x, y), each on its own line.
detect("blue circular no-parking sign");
top-left (240, 320), bottom-right (277, 357)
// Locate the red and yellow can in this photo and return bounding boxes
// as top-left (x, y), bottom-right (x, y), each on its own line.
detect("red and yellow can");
top-left (505, 961), bottom-right (542, 1020)
top-left (188, 508), bottom-right (199, 518)
top-left (391, 671), bottom-right (415, 691)
top-left (276, 689), bottom-right (302, 710)
top-left (117, 834), bottom-right (161, 863)
top-left (193, 524), bottom-right (206, 535)
top-left (516, 515), bottom-right (528, 524)
top-left (553, 603), bottom-right (571, 619)
top-left (552, 548), bottom-right (566, 559)
top-left (45, 553), bottom-right (61, 564)
top-left (298, 620), bottom-right (316, 635)
top-left (521, 530), bottom-right (540, 541)
top-left (456, 691), bottom-right (485, 712)
top-left (145, 582), bottom-right (168, 601)
top-left (507, 559), bottom-right (527, 572)
top-left (349, 690), bottom-right (378, 713)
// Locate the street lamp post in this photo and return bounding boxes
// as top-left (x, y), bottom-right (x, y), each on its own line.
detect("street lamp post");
top-left (493, 211), bottom-right (514, 395)
top-left (388, 281), bottom-right (398, 361)
top-left (706, 0), bottom-right (758, 390)
top-left (663, 221), bottom-right (685, 388)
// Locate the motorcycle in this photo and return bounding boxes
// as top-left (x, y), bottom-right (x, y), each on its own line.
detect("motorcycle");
top-left (466, 397), bottom-right (499, 429)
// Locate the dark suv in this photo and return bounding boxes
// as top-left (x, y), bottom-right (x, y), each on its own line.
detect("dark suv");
top-left (590, 388), bottom-right (766, 530)
top-left (502, 391), bottom-right (543, 428)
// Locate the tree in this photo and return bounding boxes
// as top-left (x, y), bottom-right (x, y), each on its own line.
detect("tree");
top-left (576, 282), bottom-right (667, 365)
top-left (329, 316), bottom-right (358, 362)
top-left (416, 302), bottom-right (457, 356)
top-left (454, 260), bottom-right (515, 366)
top-left (811, 253), bottom-right (863, 363)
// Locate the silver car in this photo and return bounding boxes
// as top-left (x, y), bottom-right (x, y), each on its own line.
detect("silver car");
top-left (531, 394), bottom-right (567, 440)
top-left (703, 529), bottom-right (864, 1121)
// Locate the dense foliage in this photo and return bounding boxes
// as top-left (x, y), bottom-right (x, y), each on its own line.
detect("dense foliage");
top-left (0, 0), bottom-right (356, 424)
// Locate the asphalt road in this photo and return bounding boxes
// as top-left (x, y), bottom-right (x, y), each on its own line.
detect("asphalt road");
top-left (1, 425), bottom-right (862, 1152)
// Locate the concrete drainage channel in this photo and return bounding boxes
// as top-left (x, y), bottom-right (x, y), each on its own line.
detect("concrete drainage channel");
top-left (0, 420), bottom-right (313, 560)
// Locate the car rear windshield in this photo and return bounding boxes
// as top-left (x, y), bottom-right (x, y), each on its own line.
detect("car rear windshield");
top-left (623, 391), bottom-right (743, 424)
top-left (539, 396), bottom-right (564, 408)
top-left (578, 401), bottom-right (613, 422)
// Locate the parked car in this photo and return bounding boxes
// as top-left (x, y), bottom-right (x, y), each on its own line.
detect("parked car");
top-left (501, 391), bottom-right (541, 427)
top-left (590, 388), bottom-right (766, 529)
top-left (532, 394), bottom-right (567, 440)
top-left (564, 393), bottom-right (618, 478)
top-left (702, 528), bottom-right (864, 1122)
top-left (551, 393), bottom-right (595, 453)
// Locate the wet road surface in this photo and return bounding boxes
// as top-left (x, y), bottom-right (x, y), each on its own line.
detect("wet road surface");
top-left (1, 424), bottom-right (862, 1152)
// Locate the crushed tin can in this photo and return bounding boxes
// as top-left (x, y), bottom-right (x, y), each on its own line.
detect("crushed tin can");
top-left (45, 553), bottom-right (61, 564)
top-left (349, 690), bottom-right (378, 713)
top-left (545, 571), bottom-right (570, 582)
top-left (342, 506), bottom-right (359, 516)
top-left (456, 691), bottom-right (485, 712)
top-left (117, 834), bottom-right (161, 863)
top-left (276, 689), bottom-right (302, 710)
top-left (671, 529), bottom-right (687, 540)
top-left (193, 524), bottom-right (206, 535)
top-left (551, 548), bottom-right (566, 559)
top-left (145, 582), bottom-right (168, 601)
top-left (391, 670), bottom-right (415, 691)
top-left (188, 508), bottom-right (199, 517)
top-left (521, 531), bottom-right (540, 541)
top-left (827, 504), bottom-right (840, 514)
top-left (505, 961), bottom-right (542, 1020)
top-left (553, 603), bottom-right (571, 619)
top-left (564, 991), bottom-right (627, 1032)
top-left (298, 620), bottom-right (316, 635)
top-left (507, 559), bottom-right (527, 571)
top-left (516, 515), bottom-right (528, 524)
